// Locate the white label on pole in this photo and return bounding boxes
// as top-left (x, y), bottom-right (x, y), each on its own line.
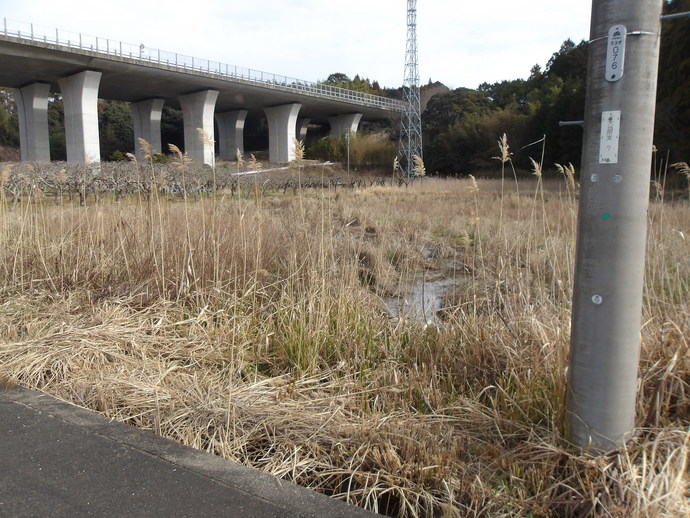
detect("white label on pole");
top-left (599, 111), bottom-right (621, 164)
top-left (606, 25), bottom-right (626, 81)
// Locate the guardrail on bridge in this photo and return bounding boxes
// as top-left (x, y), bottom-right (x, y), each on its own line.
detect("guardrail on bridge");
top-left (1, 18), bottom-right (405, 112)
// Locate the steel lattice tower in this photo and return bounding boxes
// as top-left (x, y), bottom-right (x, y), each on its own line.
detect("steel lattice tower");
top-left (397, 0), bottom-right (422, 177)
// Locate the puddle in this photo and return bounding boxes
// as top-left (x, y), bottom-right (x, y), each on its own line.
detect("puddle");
top-left (385, 272), bottom-right (463, 325)
top-left (384, 246), bottom-right (467, 325)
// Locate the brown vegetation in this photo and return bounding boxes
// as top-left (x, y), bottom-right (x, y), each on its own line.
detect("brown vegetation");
top-left (0, 162), bottom-right (688, 517)
top-left (0, 145), bottom-right (20, 162)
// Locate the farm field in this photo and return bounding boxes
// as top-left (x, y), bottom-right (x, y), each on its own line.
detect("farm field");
top-left (0, 161), bottom-right (688, 517)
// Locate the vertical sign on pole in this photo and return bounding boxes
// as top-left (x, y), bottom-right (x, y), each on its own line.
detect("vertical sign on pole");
top-left (566, 0), bottom-right (663, 452)
top-left (605, 25), bottom-right (627, 81)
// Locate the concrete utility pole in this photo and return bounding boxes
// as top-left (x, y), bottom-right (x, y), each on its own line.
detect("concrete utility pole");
top-left (566, 0), bottom-right (663, 452)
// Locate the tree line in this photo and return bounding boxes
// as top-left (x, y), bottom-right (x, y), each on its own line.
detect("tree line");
top-left (423, 0), bottom-right (689, 175)
top-left (423, 40), bottom-right (589, 174)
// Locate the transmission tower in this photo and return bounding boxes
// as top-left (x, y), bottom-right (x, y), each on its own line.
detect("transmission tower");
top-left (397, 0), bottom-right (423, 177)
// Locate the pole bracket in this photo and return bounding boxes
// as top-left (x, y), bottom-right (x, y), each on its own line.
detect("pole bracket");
top-left (559, 120), bottom-right (585, 127)
top-left (661, 11), bottom-right (690, 20)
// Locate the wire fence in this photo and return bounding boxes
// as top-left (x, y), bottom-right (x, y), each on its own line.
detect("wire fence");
top-left (1, 18), bottom-right (404, 112)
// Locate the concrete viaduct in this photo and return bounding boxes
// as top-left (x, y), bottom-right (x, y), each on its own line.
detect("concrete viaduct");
top-left (0, 20), bottom-right (404, 165)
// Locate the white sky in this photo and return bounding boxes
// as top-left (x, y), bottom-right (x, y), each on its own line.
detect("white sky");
top-left (2, 1), bottom-right (591, 89)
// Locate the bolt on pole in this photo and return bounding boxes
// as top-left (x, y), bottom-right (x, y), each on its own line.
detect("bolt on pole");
top-left (566, 0), bottom-right (663, 452)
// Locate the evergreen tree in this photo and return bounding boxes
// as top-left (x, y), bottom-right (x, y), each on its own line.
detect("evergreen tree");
top-left (0, 89), bottom-right (19, 148)
top-left (48, 94), bottom-right (66, 161)
top-left (99, 100), bottom-right (134, 159)
top-left (656, 0), bottom-right (690, 161)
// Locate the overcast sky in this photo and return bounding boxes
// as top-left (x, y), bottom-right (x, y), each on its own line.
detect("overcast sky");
top-left (2, 1), bottom-right (592, 90)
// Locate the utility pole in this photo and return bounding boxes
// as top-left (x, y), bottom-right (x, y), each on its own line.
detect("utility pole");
top-left (566, 0), bottom-right (663, 452)
top-left (346, 131), bottom-right (351, 177)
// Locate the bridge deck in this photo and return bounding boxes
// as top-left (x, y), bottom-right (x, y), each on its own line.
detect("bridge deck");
top-left (0, 19), bottom-right (403, 123)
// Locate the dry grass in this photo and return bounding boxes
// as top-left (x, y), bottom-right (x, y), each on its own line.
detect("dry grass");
top-left (0, 167), bottom-right (688, 517)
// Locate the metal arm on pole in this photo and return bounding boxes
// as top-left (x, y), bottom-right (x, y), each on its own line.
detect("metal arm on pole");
top-left (660, 11), bottom-right (690, 20)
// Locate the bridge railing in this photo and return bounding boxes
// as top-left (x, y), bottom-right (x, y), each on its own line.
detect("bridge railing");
top-left (1, 18), bottom-right (404, 112)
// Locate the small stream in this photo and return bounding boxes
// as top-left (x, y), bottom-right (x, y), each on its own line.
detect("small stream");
top-left (385, 274), bottom-right (458, 324)
top-left (385, 257), bottom-right (466, 325)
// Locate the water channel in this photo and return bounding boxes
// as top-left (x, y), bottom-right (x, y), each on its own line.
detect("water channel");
top-left (385, 256), bottom-right (466, 325)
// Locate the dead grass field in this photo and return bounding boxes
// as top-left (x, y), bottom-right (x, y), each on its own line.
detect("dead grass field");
top-left (1, 167), bottom-right (688, 517)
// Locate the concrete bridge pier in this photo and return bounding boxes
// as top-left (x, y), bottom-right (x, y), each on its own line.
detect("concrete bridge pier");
top-left (58, 70), bottom-right (102, 163)
top-left (265, 103), bottom-right (302, 163)
top-left (296, 117), bottom-right (310, 144)
top-left (130, 99), bottom-right (164, 156)
top-left (328, 113), bottom-right (362, 138)
top-left (215, 109), bottom-right (247, 160)
top-left (179, 90), bottom-right (219, 166)
top-left (14, 82), bottom-right (51, 162)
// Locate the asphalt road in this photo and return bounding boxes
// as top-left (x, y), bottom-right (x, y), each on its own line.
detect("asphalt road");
top-left (0, 386), bottom-right (375, 517)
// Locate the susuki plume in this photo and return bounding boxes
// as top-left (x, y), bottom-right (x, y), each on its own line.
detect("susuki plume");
top-left (412, 155), bottom-right (426, 177)
top-left (292, 138), bottom-right (305, 162)
top-left (529, 157), bottom-right (542, 178)
top-left (493, 133), bottom-right (511, 163)
top-left (555, 163), bottom-right (576, 192)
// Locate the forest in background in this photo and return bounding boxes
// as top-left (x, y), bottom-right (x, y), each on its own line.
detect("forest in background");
top-left (0, 0), bottom-right (688, 175)
top-left (421, 0), bottom-right (689, 175)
